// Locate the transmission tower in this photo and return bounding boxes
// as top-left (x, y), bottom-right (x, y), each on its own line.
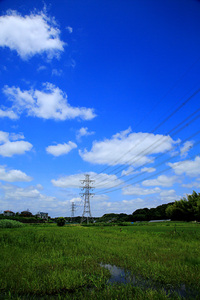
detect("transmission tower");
top-left (71, 201), bottom-right (76, 222)
top-left (80, 174), bottom-right (95, 224)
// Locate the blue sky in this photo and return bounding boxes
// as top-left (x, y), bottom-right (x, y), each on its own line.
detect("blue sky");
top-left (0, 0), bottom-right (200, 217)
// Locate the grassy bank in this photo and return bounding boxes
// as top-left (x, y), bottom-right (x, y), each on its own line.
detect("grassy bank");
top-left (0, 222), bottom-right (200, 299)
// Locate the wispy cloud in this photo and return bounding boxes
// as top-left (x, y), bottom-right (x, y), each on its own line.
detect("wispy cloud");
top-left (141, 167), bottom-right (156, 173)
top-left (180, 141), bottom-right (193, 158)
top-left (121, 166), bottom-right (135, 176)
top-left (66, 26), bottom-right (73, 33)
top-left (52, 69), bottom-right (63, 76)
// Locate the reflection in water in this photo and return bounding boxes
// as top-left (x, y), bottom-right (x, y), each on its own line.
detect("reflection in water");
top-left (100, 263), bottom-right (198, 299)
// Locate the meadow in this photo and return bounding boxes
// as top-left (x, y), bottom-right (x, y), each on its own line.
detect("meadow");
top-left (0, 221), bottom-right (200, 299)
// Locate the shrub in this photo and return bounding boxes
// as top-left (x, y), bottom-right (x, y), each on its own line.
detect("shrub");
top-left (0, 219), bottom-right (25, 228)
top-left (56, 217), bottom-right (66, 226)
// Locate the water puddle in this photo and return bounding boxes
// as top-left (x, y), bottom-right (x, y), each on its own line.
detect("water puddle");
top-left (100, 263), bottom-right (198, 299)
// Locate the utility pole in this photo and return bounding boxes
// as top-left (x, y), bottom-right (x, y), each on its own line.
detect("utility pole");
top-left (80, 174), bottom-right (95, 224)
top-left (71, 201), bottom-right (76, 222)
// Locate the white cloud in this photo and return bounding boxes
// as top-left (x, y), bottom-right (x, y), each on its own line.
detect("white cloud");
top-left (79, 128), bottom-right (178, 166)
top-left (76, 127), bottom-right (95, 141)
top-left (37, 65), bottom-right (47, 72)
top-left (0, 108), bottom-right (18, 119)
top-left (66, 26), bottom-right (73, 33)
top-left (2, 83), bottom-right (96, 121)
top-left (0, 10), bottom-right (65, 59)
top-left (121, 166), bottom-right (135, 176)
top-left (46, 141), bottom-right (77, 157)
top-left (69, 197), bottom-right (82, 203)
top-left (0, 183), bottom-right (58, 215)
top-left (180, 141), bottom-right (193, 158)
top-left (182, 181), bottom-right (200, 188)
top-left (91, 198), bottom-right (144, 216)
top-left (168, 156), bottom-right (200, 177)
top-left (141, 167), bottom-right (156, 173)
top-left (159, 189), bottom-right (181, 202)
top-left (52, 172), bottom-right (123, 189)
top-left (0, 165), bottom-right (32, 182)
top-left (123, 184), bottom-right (161, 195)
top-left (52, 69), bottom-right (63, 76)
top-left (0, 131), bottom-right (32, 157)
top-left (142, 175), bottom-right (178, 187)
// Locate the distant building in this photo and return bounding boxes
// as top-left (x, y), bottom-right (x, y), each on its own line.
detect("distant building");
top-left (20, 210), bottom-right (33, 217)
top-left (4, 210), bottom-right (15, 217)
top-left (36, 212), bottom-right (48, 220)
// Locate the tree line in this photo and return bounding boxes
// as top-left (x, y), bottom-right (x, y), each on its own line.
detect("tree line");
top-left (131, 191), bottom-right (200, 222)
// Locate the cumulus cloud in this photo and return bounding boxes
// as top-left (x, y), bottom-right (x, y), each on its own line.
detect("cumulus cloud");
top-left (142, 175), bottom-right (178, 187)
top-left (76, 127), bottom-right (95, 141)
top-left (123, 184), bottom-right (161, 195)
top-left (168, 156), bottom-right (200, 177)
top-left (2, 83), bottom-right (96, 121)
top-left (0, 183), bottom-right (58, 215)
top-left (91, 198), bottom-right (145, 216)
top-left (0, 165), bottom-right (32, 182)
top-left (46, 141), bottom-right (77, 156)
top-left (79, 128), bottom-right (178, 166)
top-left (0, 10), bottom-right (65, 59)
top-left (2, 184), bottom-right (41, 199)
top-left (69, 197), bottom-right (82, 203)
top-left (0, 131), bottom-right (32, 157)
top-left (52, 172), bottom-right (123, 189)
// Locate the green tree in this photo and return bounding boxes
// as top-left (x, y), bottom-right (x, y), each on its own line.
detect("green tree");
top-left (56, 217), bottom-right (66, 226)
top-left (166, 191), bottom-right (200, 221)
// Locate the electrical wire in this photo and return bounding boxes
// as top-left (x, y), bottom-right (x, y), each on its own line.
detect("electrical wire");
top-left (96, 140), bottom-right (200, 195)
top-left (92, 87), bottom-right (200, 182)
top-left (92, 56), bottom-right (200, 180)
top-left (95, 103), bottom-right (200, 188)
top-left (95, 128), bottom-right (200, 193)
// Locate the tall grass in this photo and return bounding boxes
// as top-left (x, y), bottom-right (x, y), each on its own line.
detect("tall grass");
top-left (0, 219), bottom-right (25, 228)
top-left (0, 222), bottom-right (200, 299)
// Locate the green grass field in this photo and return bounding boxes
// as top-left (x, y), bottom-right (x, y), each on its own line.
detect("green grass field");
top-left (0, 222), bottom-right (200, 299)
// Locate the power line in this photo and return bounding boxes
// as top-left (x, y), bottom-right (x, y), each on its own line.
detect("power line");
top-left (95, 104), bottom-right (200, 188)
top-left (96, 138), bottom-right (200, 195)
top-left (92, 87), bottom-right (200, 181)
top-left (99, 150), bottom-right (200, 195)
top-left (92, 56), bottom-right (200, 179)
top-left (133, 56), bottom-right (200, 131)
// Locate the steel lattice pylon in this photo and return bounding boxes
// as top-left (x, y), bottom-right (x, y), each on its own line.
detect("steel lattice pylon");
top-left (80, 174), bottom-right (95, 224)
top-left (71, 201), bottom-right (76, 222)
